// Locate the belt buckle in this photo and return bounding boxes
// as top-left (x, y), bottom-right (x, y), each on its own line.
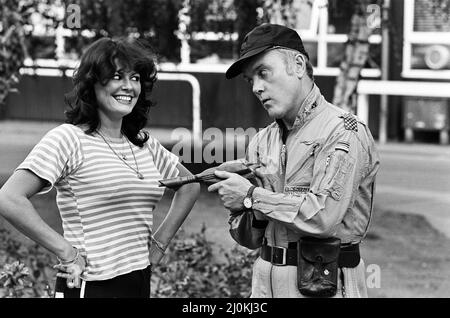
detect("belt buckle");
top-left (271, 246), bottom-right (287, 266)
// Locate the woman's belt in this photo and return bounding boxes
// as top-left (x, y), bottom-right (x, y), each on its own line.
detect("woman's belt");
top-left (260, 241), bottom-right (360, 268)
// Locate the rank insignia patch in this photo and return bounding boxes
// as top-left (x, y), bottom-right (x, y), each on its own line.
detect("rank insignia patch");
top-left (342, 113), bottom-right (358, 132)
top-left (335, 141), bottom-right (350, 153)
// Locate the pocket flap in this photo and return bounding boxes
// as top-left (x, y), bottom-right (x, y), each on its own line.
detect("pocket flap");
top-left (299, 237), bottom-right (341, 264)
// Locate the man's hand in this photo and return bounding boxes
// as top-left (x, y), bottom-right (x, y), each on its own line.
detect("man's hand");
top-left (208, 170), bottom-right (253, 213)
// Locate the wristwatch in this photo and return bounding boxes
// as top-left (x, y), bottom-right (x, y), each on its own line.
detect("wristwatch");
top-left (243, 185), bottom-right (256, 209)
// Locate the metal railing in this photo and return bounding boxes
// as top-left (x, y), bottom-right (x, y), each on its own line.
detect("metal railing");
top-left (357, 80), bottom-right (450, 144)
top-left (19, 65), bottom-right (202, 145)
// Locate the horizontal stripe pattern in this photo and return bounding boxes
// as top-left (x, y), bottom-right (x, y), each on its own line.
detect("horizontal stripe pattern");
top-left (17, 124), bottom-right (179, 280)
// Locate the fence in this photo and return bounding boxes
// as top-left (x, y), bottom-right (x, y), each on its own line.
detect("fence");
top-left (357, 80), bottom-right (450, 144)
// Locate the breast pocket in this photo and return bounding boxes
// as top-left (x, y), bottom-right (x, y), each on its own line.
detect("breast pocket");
top-left (286, 140), bottom-right (321, 185)
top-left (256, 151), bottom-right (280, 175)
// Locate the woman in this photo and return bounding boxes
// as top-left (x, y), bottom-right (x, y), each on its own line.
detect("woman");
top-left (0, 37), bottom-right (200, 298)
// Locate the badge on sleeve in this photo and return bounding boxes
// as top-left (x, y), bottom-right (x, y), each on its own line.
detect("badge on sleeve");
top-left (335, 141), bottom-right (350, 153)
top-left (342, 113), bottom-right (358, 132)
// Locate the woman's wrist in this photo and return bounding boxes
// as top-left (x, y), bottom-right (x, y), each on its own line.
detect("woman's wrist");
top-left (57, 246), bottom-right (79, 264)
top-left (56, 243), bottom-right (78, 262)
top-left (150, 235), bottom-right (167, 255)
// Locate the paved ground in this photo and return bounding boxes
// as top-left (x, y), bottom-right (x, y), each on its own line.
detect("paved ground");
top-left (374, 144), bottom-right (450, 238)
top-left (1, 120), bottom-right (450, 238)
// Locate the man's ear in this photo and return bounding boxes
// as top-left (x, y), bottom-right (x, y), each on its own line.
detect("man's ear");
top-left (294, 53), bottom-right (307, 79)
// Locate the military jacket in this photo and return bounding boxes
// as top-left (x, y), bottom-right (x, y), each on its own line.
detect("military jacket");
top-left (230, 84), bottom-right (380, 249)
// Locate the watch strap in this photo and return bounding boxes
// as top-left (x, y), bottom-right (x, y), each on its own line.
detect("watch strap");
top-left (246, 185), bottom-right (256, 199)
top-left (243, 185), bottom-right (257, 210)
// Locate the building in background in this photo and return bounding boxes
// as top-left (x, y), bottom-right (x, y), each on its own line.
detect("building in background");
top-left (3, 0), bottom-right (450, 144)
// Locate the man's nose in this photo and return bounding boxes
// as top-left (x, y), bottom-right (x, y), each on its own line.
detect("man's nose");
top-left (252, 79), bottom-right (264, 96)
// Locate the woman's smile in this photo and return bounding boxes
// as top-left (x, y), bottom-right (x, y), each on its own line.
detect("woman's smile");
top-left (113, 94), bottom-right (134, 104)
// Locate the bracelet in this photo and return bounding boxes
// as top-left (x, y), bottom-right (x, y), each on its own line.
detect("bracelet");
top-left (150, 235), bottom-right (167, 254)
top-left (57, 247), bottom-right (80, 265)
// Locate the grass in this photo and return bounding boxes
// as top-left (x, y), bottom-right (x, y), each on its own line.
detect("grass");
top-left (1, 185), bottom-right (449, 298)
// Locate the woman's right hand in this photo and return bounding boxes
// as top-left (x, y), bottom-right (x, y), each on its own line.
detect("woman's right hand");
top-left (54, 248), bottom-right (87, 288)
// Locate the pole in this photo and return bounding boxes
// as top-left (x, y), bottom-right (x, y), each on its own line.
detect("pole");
top-left (379, 0), bottom-right (390, 144)
top-left (177, 0), bottom-right (191, 64)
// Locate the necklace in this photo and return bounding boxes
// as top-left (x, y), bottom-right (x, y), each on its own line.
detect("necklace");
top-left (120, 139), bottom-right (127, 161)
top-left (108, 133), bottom-right (128, 160)
top-left (97, 131), bottom-right (144, 180)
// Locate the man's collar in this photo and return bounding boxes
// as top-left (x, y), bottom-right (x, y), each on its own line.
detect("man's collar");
top-left (295, 83), bottom-right (321, 124)
top-left (277, 83), bottom-right (322, 131)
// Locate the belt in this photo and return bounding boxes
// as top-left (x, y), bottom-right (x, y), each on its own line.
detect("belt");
top-left (260, 242), bottom-right (360, 267)
top-left (260, 242), bottom-right (298, 266)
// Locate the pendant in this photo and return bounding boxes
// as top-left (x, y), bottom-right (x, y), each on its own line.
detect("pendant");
top-left (137, 173), bottom-right (144, 180)
top-left (122, 154), bottom-right (127, 160)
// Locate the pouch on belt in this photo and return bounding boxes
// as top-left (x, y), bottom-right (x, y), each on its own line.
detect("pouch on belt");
top-left (297, 236), bottom-right (341, 297)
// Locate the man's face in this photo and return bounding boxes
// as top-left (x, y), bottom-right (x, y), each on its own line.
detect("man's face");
top-left (242, 49), bottom-right (302, 121)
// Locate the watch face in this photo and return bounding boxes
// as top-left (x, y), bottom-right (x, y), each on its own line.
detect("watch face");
top-left (243, 197), bottom-right (252, 209)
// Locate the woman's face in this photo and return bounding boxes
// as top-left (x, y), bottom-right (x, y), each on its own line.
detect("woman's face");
top-left (94, 60), bottom-right (141, 122)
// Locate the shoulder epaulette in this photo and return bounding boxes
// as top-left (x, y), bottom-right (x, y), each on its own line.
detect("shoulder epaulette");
top-left (341, 113), bottom-right (358, 132)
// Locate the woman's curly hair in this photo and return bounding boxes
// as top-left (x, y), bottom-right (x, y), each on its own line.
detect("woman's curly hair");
top-left (64, 37), bottom-right (157, 147)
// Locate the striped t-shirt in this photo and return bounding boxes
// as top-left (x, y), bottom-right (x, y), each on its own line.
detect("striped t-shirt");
top-left (17, 124), bottom-right (179, 281)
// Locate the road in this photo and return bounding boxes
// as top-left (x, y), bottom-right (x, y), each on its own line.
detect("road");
top-left (1, 121), bottom-right (450, 237)
top-left (374, 143), bottom-right (450, 237)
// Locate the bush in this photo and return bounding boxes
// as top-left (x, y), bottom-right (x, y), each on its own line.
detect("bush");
top-left (0, 225), bottom-right (257, 298)
top-left (0, 229), bottom-right (56, 298)
top-left (151, 224), bottom-right (258, 298)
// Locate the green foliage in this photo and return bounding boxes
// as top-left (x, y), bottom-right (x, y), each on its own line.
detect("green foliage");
top-left (234, 0), bottom-right (260, 48)
top-left (61, 0), bottom-right (183, 62)
top-left (0, 261), bottom-right (33, 298)
top-left (0, 0), bottom-right (64, 104)
top-left (151, 224), bottom-right (258, 298)
top-left (1, 0), bottom-right (263, 75)
top-left (1, 1), bottom-right (28, 105)
top-left (189, 0), bottom-right (236, 33)
top-left (0, 228), bottom-right (56, 298)
top-left (187, 0), bottom-right (260, 60)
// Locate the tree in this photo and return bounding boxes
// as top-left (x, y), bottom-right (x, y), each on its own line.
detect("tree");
top-left (258, 0), bottom-right (297, 27)
top-left (61, 0), bottom-right (183, 62)
top-left (253, 0), bottom-right (383, 113)
top-left (146, 0), bottom-right (183, 62)
top-left (234, 0), bottom-right (260, 54)
top-left (0, 0), bottom-right (62, 106)
top-left (1, 0), bottom-right (29, 105)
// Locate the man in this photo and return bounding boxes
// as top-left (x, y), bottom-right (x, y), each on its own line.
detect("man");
top-left (208, 23), bottom-right (380, 298)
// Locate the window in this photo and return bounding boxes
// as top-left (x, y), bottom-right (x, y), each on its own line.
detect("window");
top-left (296, 0), bottom-right (381, 77)
top-left (403, 0), bottom-right (450, 79)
